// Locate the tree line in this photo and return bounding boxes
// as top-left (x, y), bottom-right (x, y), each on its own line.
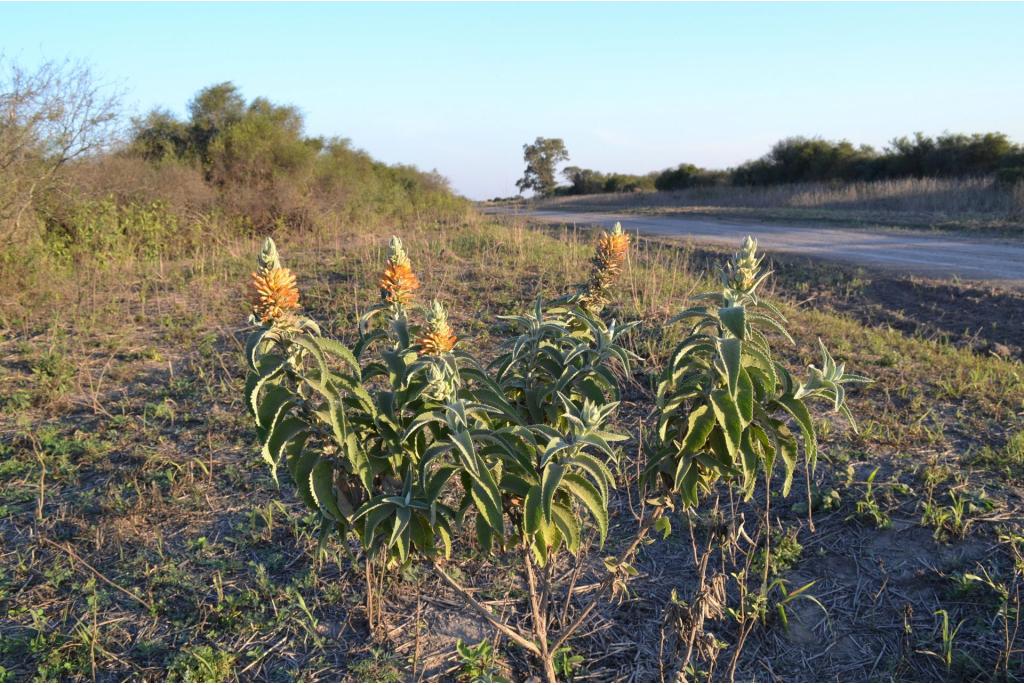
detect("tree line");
top-left (1, 58), bottom-right (463, 254)
top-left (514, 133), bottom-right (1024, 198)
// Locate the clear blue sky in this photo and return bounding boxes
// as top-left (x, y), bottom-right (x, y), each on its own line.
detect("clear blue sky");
top-left (4, 2), bottom-right (1023, 199)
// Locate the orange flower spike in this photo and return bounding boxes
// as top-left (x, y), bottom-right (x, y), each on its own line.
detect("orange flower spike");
top-left (418, 300), bottom-right (457, 355)
top-left (379, 236), bottom-right (420, 306)
top-left (593, 222), bottom-right (630, 276)
top-left (251, 266), bottom-right (301, 324)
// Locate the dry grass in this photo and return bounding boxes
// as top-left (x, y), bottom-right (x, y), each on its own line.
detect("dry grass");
top-left (1, 215), bottom-right (1022, 681)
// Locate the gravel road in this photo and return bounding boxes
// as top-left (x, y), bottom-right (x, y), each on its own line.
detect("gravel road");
top-left (492, 208), bottom-right (1024, 286)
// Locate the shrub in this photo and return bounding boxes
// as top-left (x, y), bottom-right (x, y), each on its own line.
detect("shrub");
top-left (240, 227), bottom-right (867, 680)
top-left (645, 236), bottom-right (869, 508)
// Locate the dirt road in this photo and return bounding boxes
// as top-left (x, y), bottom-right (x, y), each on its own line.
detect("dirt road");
top-left (492, 208), bottom-right (1024, 286)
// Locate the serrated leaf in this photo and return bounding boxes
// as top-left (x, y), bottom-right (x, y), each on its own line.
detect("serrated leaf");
top-left (562, 473), bottom-right (608, 545)
top-left (310, 459), bottom-right (345, 521)
top-left (551, 503), bottom-right (581, 554)
top-left (717, 337), bottom-right (742, 397)
top-left (680, 404), bottom-right (716, 456)
top-left (709, 389), bottom-right (742, 457)
top-left (315, 336), bottom-right (361, 376)
top-left (541, 462), bottom-right (565, 525)
top-left (262, 416), bottom-right (308, 484)
top-left (719, 306), bottom-right (746, 340)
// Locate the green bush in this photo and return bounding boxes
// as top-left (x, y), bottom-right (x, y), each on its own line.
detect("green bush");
top-left (239, 229), bottom-right (867, 680)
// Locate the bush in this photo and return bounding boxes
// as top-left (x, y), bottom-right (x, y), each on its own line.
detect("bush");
top-left (654, 164), bottom-right (726, 191)
top-left (239, 228), bottom-right (868, 680)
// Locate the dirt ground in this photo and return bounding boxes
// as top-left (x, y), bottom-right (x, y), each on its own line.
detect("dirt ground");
top-left (1, 221), bottom-right (1021, 682)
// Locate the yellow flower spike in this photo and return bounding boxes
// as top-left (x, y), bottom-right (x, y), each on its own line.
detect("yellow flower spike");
top-left (581, 222), bottom-right (630, 312)
top-left (379, 236), bottom-right (421, 306)
top-left (593, 222), bottom-right (630, 278)
top-left (417, 299), bottom-right (458, 355)
top-left (250, 266), bottom-right (301, 324)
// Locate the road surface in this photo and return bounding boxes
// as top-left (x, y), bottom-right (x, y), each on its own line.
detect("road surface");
top-left (490, 208), bottom-right (1024, 286)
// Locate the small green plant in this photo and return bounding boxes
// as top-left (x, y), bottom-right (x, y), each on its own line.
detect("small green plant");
top-left (921, 608), bottom-right (964, 672)
top-left (767, 578), bottom-right (826, 630)
top-left (552, 646), bottom-right (584, 680)
top-left (753, 528), bottom-right (804, 577)
top-left (455, 639), bottom-right (504, 683)
top-left (349, 647), bottom-right (402, 682)
top-left (851, 467), bottom-right (891, 528)
top-left (31, 347), bottom-right (75, 404)
top-left (167, 645), bottom-right (236, 683)
top-left (922, 490), bottom-right (994, 542)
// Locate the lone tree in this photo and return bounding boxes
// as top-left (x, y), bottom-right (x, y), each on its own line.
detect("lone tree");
top-left (516, 136), bottom-right (568, 197)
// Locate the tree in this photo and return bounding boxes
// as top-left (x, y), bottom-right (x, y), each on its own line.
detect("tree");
top-left (187, 81), bottom-right (246, 164)
top-left (516, 137), bottom-right (568, 197)
top-left (0, 58), bottom-right (121, 240)
top-left (128, 108), bottom-right (190, 162)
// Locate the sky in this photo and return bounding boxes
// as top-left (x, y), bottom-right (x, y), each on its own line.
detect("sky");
top-left (3, 2), bottom-right (1023, 199)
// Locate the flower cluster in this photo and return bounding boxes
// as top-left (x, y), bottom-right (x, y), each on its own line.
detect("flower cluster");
top-left (721, 235), bottom-right (767, 297)
top-left (250, 238), bottom-right (300, 325)
top-left (379, 236), bottom-right (421, 307)
top-left (581, 222), bottom-right (630, 312)
top-left (418, 299), bottom-right (458, 355)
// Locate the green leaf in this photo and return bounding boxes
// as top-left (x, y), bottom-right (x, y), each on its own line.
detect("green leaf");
top-left (245, 327), bottom-right (282, 372)
top-left (675, 458), bottom-right (699, 506)
top-left (388, 506), bottom-right (412, 550)
top-left (680, 404), bottom-right (716, 456)
top-left (362, 501), bottom-right (397, 548)
top-left (541, 462), bottom-right (566, 525)
top-left (719, 306), bottom-right (746, 340)
top-left (524, 484), bottom-right (543, 534)
top-left (551, 503), bottom-right (581, 554)
top-left (777, 395), bottom-right (818, 473)
top-left (245, 355), bottom-right (286, 418)
top-left (256, 384), bottom-right (293, 432)
top-left (654, 515), bottom-right (672, 540)
top-left (290, 334), bottom-right (330, 383)
top-left (565, 453), bottom-right (615, 503)
top-left (709, 389), bottom-right (742, 457)
top-left (739, 430), bottom-right (759, 500)
top-left (736, 368), bottom-right (754, 425)
top-left (291, 449), bottom-right (319, 511)
top-left (475, 512), bottom-right (493, 553)
top-left (717, 337), bottom-right (742, 397)
top-left (310, 459), bottom-right (345, 522)
top-left (315, 336), bottom-right (361, 376)
top-left (562, 473), bottom-right (608, 545)
top-left (262, 416), bottom-right (308, 484)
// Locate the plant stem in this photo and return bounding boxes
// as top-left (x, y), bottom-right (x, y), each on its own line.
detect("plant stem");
top-left (525, 550), bottom-right (557, 681)
top-left (550, 504), bottom-right (665, 653)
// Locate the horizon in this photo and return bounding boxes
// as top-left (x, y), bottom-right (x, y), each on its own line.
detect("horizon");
top-left (3, 1), bottom-right (1023, 200)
